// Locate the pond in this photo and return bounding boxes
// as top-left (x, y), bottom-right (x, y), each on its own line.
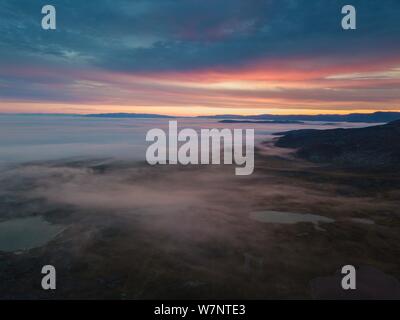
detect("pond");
top-left (0, 216), bottom-right (64, 252)
top-left (250, 210), bottom-right (335, 230)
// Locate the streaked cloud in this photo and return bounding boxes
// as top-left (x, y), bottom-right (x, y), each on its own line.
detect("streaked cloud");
top-left (0, 0), bottom-right (400, 114)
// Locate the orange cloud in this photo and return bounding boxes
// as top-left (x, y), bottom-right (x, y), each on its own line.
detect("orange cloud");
top-left (1, 55), bottom-right (400, 115)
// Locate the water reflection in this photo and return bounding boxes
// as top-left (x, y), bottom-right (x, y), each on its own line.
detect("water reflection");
top-left (0, 216), bottom-right (63, 252)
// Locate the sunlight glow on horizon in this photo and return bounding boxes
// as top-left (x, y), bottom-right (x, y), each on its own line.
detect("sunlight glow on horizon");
top-left (1, 102), bottom-right (399, 117)
top-left (1, 58), bottom-right (400, 116)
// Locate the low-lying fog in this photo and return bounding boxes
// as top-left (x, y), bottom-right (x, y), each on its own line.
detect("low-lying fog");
top-left (2, 115), bottom-right (398, 299)
top-left (0, 114), bottom-right (372, 166)
top-left (0, 115), bottom-right (382, 250)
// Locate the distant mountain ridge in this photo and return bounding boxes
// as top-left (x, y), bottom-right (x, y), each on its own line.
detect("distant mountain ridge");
top-left (2, 111), bottom-right (400, 123)
top-left (275, 120), bottom-right (400, 169)
top-left (200, 112), bottom-right (400, 123)
top-left (84, 113), bottom-right (174, 119)
top-left (219, 119), bottom-right (304, 124)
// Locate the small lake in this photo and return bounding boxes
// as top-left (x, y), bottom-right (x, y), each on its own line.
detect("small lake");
top-left (350, 218), bottom-right (375, 225)
top-left (250, 210), bottom-right (335, 229)
top-left (0, 216), bottom-right (64, 252)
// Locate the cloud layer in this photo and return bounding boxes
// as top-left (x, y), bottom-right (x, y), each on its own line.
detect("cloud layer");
top-left (0, 0), bottom-right (400, 114)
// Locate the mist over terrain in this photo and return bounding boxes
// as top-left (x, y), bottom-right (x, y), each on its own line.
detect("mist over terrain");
top-left (0, 115), bottom-right (372, 165)
top-left (1, 116), bottom-right (400, 299)
top-left (1, 0), bottom-right (400, 300)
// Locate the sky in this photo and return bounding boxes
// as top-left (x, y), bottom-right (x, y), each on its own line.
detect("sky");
top-left (0, 0), bottom-right (399, 116)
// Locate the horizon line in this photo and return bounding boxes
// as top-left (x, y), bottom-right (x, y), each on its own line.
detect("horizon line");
top-left (1, 110), bottom-right (400, 118)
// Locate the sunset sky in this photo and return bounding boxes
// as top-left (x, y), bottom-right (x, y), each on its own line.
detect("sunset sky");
top-left (0, 0), bottom-right (400, 116)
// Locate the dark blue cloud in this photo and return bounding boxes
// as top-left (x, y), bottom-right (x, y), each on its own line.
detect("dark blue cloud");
top-left (1, 0), bottom-right (399, 72)
top-left (0, 0), bottom-right (400, 107)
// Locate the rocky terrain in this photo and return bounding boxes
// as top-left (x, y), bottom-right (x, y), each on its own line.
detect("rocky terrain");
top-left (275, 120), bottom-right (400, 170)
